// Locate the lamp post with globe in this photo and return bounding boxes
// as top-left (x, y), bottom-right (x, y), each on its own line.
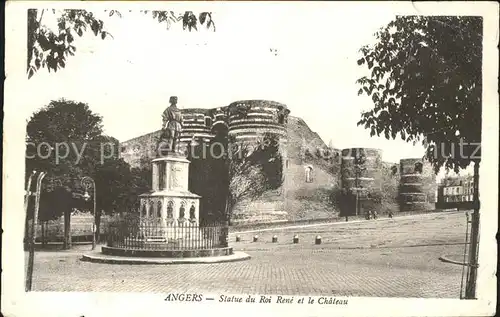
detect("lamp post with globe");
top-left (81, 176), bottom-right (96, 250)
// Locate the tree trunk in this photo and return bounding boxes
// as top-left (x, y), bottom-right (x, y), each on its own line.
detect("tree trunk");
top-left (27, 9), bottom-right (38, 72)
top-left (224, 194), bottom-right (234, 226)
top-left (465, 161), bottom-right (480, 299)
top-left (63, 209), bottom-right (72, 250)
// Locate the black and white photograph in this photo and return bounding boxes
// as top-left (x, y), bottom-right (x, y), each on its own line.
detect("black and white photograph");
top-left (2, 1), bottom-right (498, 317)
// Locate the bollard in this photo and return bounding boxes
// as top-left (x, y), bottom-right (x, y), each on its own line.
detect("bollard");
top-left (315, 235), bottom-right (322, 245)
top-left (253, 235), bottom-right (258, 242)
top-left (236, 235), bottom-right (241, 242)
top-left (293, 234), bottom-right (299, 244)
top-left (272, 235), bottom-right (278, 243)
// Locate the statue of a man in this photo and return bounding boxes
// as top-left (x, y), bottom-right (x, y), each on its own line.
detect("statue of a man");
top-left (161, 96), bottom-right (183, 153)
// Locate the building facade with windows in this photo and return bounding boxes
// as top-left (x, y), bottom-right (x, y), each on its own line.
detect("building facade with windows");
top-left (439, 175), bottom-right (474, 203)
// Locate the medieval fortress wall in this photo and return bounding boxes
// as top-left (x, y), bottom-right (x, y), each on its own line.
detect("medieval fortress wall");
top-left (120, 100), bottom-right (437, 224)
top-left (341, 148), bottom-right (384, 195)
top-left (399, 158), bottom-right (437, 211)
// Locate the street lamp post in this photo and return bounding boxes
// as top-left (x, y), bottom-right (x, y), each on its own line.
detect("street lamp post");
top-left (81, 176), bottom-right (96, 250)
top-left (353, 150), bottom-right (367, 217)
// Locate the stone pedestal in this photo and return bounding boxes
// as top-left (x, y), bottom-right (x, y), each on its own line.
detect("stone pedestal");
top-left (138, 153), bottom-right (201, 240)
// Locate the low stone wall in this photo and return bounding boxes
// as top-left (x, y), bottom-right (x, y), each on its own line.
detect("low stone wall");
top-left (102, 246), bottom-right (233, 258)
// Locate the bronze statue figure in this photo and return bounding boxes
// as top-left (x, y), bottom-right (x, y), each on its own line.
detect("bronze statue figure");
top-left (159, 96), bottom-right (183, 155)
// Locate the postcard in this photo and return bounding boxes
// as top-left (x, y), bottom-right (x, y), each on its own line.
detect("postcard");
top-left (2, 1), bottom-right (498, 316)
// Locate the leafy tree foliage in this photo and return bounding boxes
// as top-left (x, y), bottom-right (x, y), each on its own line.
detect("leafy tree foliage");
top-left (26, 99), bottom-right (104, 189)
top-left (25, 99), bottom-right (144, 221)
top-left (27, 9), bottom-right (216, 78)
top-left (225, 134), bottom-right (284, 222)
top-left (356, 16), bottom-right (482, 173)
top-left (187, 134), bottom-right (229, 223)
top-left (256, 133), bottom-right (284, 191)
top-left (27, 9), bottom-right (109, 78)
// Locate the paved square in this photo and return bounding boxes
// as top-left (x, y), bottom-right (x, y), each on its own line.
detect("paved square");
top-left (27, 212), bottom-right (467, 297)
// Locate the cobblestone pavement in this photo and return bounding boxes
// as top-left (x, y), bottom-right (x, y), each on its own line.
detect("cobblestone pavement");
top-left (28, 212), bottom-right (467, 297)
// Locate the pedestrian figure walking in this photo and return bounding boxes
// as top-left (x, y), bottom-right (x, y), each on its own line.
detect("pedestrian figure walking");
top-left (388, 210), bottom-right (393, 218)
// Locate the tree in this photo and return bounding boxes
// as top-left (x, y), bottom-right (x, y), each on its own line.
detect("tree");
top-left (187, 140), bottom-right (228, 223)
top-left (27, 9), bottom-right (216, 78)
top-left (26, 99), bottom-right (104, 190)
top-left (25, 99), bottom-right (143, 245)
top-left (356, 16), bottom-right (482, 298)
top-left (224, 134), bottom-right (284, 223)
top-left (224, 139), bottom-right (266, 223)
top-left (127, 165), bottom-right (152, 211)
top-left (356, 16), bottom-right (481, 172)
top-left (26, 99), bottom-right (104, 248)
top-left (257, 133), bottom-right (284, 191)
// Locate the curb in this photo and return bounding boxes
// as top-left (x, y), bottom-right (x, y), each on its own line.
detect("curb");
top-left (230, 211), bottom-right (460, 235)
top-left (439, 255), bottom-right (469, 266)
top-left (81, 251), bottom-right (251, 265)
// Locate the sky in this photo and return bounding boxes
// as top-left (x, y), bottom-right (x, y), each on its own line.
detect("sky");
top-left (22, 3), bottom-right (438, 164)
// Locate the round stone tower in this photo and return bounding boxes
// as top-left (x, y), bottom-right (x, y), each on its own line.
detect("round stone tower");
top-left (399, 158), bottom-right (437, 212)
top-left (340, 148), bottom-right (383, 216)
top-left (227, 100), bottom-right (288, 143)
top-left (179, 109), bottom-right (214, 145)
top-left (226, 100), bottom-right (290, 224)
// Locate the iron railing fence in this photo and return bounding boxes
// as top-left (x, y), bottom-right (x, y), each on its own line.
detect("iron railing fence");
top-left (107, 216), bottom-right (229, 250)
top-left (461, 211), bottom-right (480, 299)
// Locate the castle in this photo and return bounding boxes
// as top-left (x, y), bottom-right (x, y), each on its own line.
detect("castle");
top-left (119, 100), bottom-right (437, 224)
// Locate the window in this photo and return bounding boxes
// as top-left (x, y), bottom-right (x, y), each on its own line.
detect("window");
top-left (121, 146), bottom-right (126, 152)
top-left (278, 113), bottom-right (285, 124)
top-left (305, 166), bottom-right (313, 183)
top-left (205, 117), bottom-right (212, 127)
top-left (414, 162), bottom-right (423, 174)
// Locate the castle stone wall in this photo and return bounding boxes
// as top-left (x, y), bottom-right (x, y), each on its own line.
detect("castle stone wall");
top-left (119, 100), bottom-right (438, 224)
top-left (226, 100), bottom-right (289, 224)
top-left (399, 158), bottom-right (437, 212)
top-left (341, 148), bottom-right (383, 195)
top-left (281, 116), bottom-right (340, 220)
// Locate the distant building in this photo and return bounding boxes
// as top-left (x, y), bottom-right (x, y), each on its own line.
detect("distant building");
top-left (440, 175), bottom-right (474, 203)
top-left (436, 174), bottom-right (474, 210)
